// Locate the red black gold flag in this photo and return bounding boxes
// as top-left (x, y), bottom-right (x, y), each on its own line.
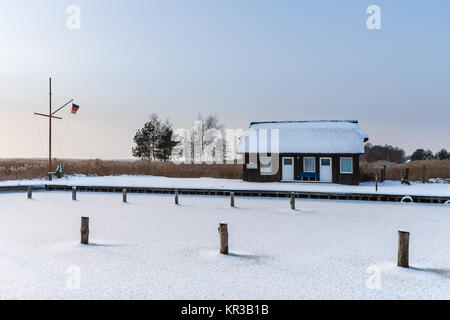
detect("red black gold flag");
top-left (71, 104), bottom-right (80, 114)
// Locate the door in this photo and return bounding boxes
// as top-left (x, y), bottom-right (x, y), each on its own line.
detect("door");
top-left (320, 157), bottom-right (332, 182)
top-left (282, 157), bottom-right (294, 181)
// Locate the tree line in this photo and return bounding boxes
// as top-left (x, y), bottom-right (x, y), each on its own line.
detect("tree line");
top-left (410, 148), bottom-right (450, 161)
top-left (362, 143), bottom-right (406, 163)
top-left (362, 143), bottom-right (449, 163)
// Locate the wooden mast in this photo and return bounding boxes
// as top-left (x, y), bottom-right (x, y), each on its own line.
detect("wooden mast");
top-left (34, 78), bottom-right (75, 181)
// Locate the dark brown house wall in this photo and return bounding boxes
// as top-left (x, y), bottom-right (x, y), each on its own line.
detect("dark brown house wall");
top-left (243, 153), bottom-right (281, 182)
top-left (333, 154), bottom-right (360, 185)
top-left (242, 153), bottom-right (361, 185)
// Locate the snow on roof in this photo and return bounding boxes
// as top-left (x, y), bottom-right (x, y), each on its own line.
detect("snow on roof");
top-left (237, 120), bottom-right (369, 154)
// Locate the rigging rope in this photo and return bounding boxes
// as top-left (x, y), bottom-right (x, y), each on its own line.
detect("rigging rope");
top-left (32, 92), bottom-right (75, 163)
top-left (31, 95), bottom-right (49, 159)
top-left (32, 113), bottom-right (46, 158)
top-left (52, 91), bottom-right (75, 161)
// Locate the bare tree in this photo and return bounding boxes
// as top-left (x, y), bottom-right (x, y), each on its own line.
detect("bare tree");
top-left (191, 114), bottom-right (227, 163)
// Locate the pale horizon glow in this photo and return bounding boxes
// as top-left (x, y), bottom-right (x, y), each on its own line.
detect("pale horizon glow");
top-left (1, 0), bottom-right (449, 159)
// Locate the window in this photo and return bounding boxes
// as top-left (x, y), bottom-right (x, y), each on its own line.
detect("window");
top-left (303, 157), bottom-right (315, 172)
top-left (260, 156), bottom-right (272, 174)
top-left (340, 157), bottom-right (353, 174)
top-left (283, 158), bottom-right (293, 165)
top-left (246, 162), bottom-right (257, 169)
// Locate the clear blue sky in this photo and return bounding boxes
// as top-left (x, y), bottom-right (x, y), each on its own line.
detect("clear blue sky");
top-left (0, 0), bottom-right (449, 159)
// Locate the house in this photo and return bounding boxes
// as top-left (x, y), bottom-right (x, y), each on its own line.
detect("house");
top-left (237, 120), bottom-right (369, 185)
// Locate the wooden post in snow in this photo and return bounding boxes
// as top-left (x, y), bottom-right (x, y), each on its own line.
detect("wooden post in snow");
top-left (290, 193), bottom-right (295, 210)
top-left (218, 223), bottom-right (228, 254)
top-left (230, 192), bottom-right (235, 207)
top-left (80, 217), bottom-right (89, 245)
top-left (175, 189), bottom-right (179, 205)
top-left (72, 186), bottom-right (77, 201)
top-left (375, 174), bottom-right (378, 192)
top-left (122, 188), bottom-right (127, 203)
top-left (423, 164), bottom-right (426, 184)
top-left (398, 231), bottom-right (410, 268)
top-left (27, 186), bottom-right (32, 199)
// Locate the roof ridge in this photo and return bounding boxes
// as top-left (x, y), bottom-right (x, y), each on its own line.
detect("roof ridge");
top-left (250, 120), bottom-right (359, 126)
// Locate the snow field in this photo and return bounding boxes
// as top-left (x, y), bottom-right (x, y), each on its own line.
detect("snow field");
top-left (0, 191), bottom-right (449, 299)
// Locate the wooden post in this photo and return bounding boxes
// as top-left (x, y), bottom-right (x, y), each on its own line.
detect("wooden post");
top-left (218, 223), bottom-right (228, 254)
top-left (230, 192), bottom-right (235, 207)
top-left (375, 174), bottom-right (378, 192)
top-left (81, 217), bottom-right (89, 245)
top-left (27, 186), bottom-right (32, 199)
top-left (423, 164), bottom-right (426, 184)
top-left (122, 188), bottom-right (127, 203)
top-left (72, 186), bottom-right (77, 201)
top-left (290, 193), bottom-right (295, 210)
top-left (400, 168), bottom-right (404, 181)
top-left (175, 189), bottom-right (179, 205)
top-left (398, 231), bottom-right (410, 268)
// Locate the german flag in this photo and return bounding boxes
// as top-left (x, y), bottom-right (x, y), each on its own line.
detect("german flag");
top-left (71, 104), bottom-right (80, 114)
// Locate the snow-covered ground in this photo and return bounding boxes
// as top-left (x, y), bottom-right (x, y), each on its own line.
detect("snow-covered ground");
top-left (1, 175), bottom-right (450, 197)
top-left (0, 191), bottom-right (449, 299)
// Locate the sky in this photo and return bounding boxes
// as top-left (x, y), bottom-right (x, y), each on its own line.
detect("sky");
top-left (0, 0), bottom-right (449, 159)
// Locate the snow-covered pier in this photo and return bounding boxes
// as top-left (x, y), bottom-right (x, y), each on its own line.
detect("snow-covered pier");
top-left (1, 175), bottom-right (449, 204)
top-left (1, 184), bottom-right (449, 204)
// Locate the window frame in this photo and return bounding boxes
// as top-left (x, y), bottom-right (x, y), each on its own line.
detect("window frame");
top-left (259, 156), bottom-right (272, 174)
top-left (340, 157), bottom-right (353, 174)
top-left (246, 162), bottom-right (258, 169)
top-left (283, 158), bottom-right (293, 166)
top-left (303, 157), bottom-right (316, 173)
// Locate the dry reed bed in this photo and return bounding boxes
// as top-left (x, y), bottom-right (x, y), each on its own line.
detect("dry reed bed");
top-left (360, 160), bottom-right (450, 182)
top-left (0, 159), bottom-right (243, 181)
top-left (1, 159), bottom-right (449, 182)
